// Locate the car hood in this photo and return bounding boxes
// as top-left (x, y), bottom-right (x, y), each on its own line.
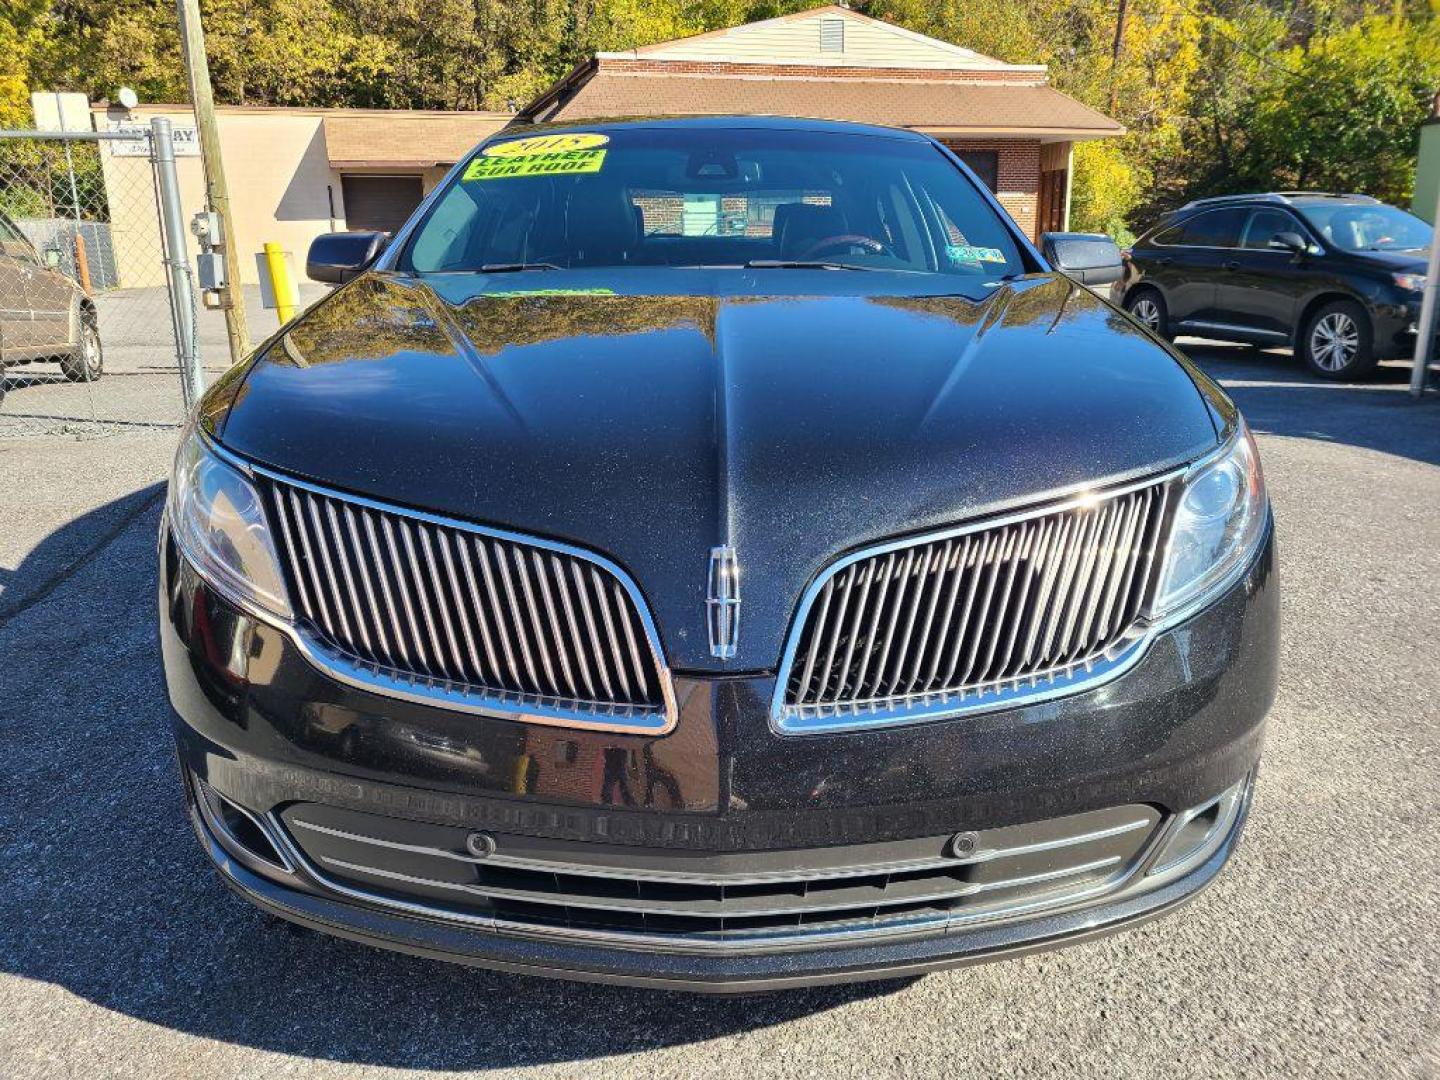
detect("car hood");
top-left (1351, 248), bottom-right (1429, 274)
top-left (217, 272), bottom-right (1219, 671)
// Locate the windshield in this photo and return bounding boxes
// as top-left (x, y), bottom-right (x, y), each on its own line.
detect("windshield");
top-left (401, 127), bottom-right (1025, 279)
top-left (1298, 202), bottom-right (1433, 253)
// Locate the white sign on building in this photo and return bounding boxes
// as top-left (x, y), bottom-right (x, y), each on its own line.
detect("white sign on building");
top-left (104, 120), bottom-right (202, 157)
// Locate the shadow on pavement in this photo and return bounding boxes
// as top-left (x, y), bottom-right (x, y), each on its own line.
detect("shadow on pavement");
top-left (1, 368), bottom-right (70, 391)
top-left (0, 482), bottom-right (165, 624)
top-left (0, 492), bottom-right (910, 1071)
top-left (1179, 341), bottom-right (1440, 467)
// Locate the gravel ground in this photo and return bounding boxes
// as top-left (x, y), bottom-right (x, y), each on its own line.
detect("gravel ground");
top-left (1, 342), bottom-right (1437, 1079)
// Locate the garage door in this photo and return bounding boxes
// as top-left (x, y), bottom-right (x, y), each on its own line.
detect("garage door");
top-left (341, 175), bottom-right (425, 234)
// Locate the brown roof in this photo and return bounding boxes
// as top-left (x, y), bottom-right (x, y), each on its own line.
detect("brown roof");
top-left (528, 72), bottom-right (1121, 137)
top-left (323, 113), bottom-right (510, 167)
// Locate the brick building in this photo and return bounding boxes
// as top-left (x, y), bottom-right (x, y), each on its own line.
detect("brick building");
top-left (516, 5), bottom-right (1122, 240)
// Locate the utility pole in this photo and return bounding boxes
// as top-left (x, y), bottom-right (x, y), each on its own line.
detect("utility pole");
top-left (1109, 0), bottom-right (1129, 115)
top-left (1409, 91), bottom-right (1439, 398)
top-left (175, 0), bottom-right (250, 367)
top-left (1408, 175), bottom-right (1439, 398)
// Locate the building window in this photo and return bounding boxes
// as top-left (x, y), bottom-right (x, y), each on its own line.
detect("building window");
top-left (820, 18), bottom-right (845, 52)
top-left (957, 151), bottom-right (999, 193)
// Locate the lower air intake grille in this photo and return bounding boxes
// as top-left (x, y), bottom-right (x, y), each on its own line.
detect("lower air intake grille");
top-left (277, 801), bottom-right (1163, 952)
top-left (777, 476), bottom-right (1174, 731)
top-left (261, 473), bottom-right (673, 731)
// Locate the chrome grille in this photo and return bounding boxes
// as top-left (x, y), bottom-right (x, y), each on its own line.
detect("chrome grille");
top-left (777, 477), bottom-right (1174, 731)
top-left (276, 801), bottom-right (1163, 951)
top-left (262, 473), bottom-right (673, 731)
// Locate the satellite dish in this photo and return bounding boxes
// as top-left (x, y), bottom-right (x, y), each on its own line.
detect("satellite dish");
top-left (117, 87), bottom-right (139, 110)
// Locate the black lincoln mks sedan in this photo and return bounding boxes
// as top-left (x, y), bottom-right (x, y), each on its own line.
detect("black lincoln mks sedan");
top-left (160, 116), bottom-right (1278, 992)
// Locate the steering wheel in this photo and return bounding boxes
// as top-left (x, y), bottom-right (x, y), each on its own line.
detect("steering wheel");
top-left (796, 234), bottom-right (895, 260)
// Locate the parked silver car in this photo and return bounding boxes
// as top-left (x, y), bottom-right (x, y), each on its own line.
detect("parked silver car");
top-left (0, 211), bottom-right (102, 402)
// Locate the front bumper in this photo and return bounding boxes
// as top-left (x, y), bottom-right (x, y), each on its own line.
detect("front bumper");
top-left (162, 522), bottom-right (1278, 991)
top-left (1375, 296), bottom-right (1433, 360)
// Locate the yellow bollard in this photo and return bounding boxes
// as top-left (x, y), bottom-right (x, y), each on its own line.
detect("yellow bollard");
top-left (262, 241), bottom-right (296, 323)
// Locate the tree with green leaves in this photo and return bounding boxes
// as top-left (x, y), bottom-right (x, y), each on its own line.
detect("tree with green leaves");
top-left (2, 0), bottom-right (1435, 235)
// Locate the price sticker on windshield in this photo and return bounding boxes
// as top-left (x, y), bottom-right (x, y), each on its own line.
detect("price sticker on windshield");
top-left (464, 133), bottom-right (610, 181)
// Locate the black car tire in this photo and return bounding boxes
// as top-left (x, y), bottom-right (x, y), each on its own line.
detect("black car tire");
top-left (1125, 288), bottom-right (1173, 341)
top-left (59, 311), bottom-right (103, 383)
top-left (1299, 299), bottom-right (1376, 381)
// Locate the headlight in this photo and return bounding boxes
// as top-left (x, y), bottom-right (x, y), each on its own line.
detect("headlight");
top-left (167, 426), bottom-right (291, 618)
top-left (1392, 272), bottom-right (1426, 293)
top-left (1153, 423), bottom-right (1268, 616)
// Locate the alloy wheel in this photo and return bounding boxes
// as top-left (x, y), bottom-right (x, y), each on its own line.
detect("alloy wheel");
top-left (80, 324), bottom-right (102, 380)
top-left (1131, 297), bottom-right (1161, 331)
top-left (1310, 312), bottom-right (1359, 373)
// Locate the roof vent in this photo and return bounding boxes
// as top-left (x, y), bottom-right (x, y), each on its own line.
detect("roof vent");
top-left (820, 18), bottom-right (845, 53)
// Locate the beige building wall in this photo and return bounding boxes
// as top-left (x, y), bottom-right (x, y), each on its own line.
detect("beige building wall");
top-left (93, 105), bottom-right (506, 288)
top-left (215, 109), bottom-right (339, 285)
top-left (95, 108), bottom-right (207, 289)
top-left (95, 106), bottom-right (332, 287)
top-left (98, 105), bottom-right (343, 287)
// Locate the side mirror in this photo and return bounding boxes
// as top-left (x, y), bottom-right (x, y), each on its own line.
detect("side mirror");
top-left (42, 247), bottom-right (64, 270)
top-left (1268, 231), bottom-right (1309, 255)
top-left (1041, 231), bottom-right (1124, 287)
top-left (307, 230), bottom-right (388, 284)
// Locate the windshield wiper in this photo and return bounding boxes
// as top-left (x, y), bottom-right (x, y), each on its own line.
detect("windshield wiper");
top-left (478, 262), bottom-right (561, 273)
top-left (743, 259), bottom-right (878, 271)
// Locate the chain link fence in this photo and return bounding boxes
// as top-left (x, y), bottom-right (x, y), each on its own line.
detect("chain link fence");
top-left (0, 125), bottom-right (197, 437)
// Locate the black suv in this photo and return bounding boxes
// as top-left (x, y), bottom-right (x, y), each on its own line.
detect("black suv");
top-left (1114, 192), bottom-right (1431, 379)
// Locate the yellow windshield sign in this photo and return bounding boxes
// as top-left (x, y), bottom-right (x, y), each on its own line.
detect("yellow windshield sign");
top-left (464, 149), bottom-right (606, 181)
top-left (482, 132), bottom-right (609, 158)
top-left (464, 133), bottom-right (609, 181)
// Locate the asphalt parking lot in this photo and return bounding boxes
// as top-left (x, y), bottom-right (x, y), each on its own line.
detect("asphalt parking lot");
top-left (1, 341), bottom-right (1437, 1079)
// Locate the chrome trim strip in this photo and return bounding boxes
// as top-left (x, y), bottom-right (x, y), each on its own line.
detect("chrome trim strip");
top-left (190, 774), bottom-right (295, 875)
top-left (777, 637), bottom-right (1153, 735)
top-left (266, 811), bottom-right (1157, 954)
top-left (201, 437), bottom-right (678, 735)
top-left (1145, 777), bottom-right (1248, 882)
top-left (286, 813), bottom-right (1156, 886)
top-left (1175, 319), bottom-right (1289, 341)
top-left (309, 851), bottom-right (1125, 919)
top-left (289, 633), bottom-right (675, 733)
top-left (769, 466), bottom-right (1185, 735)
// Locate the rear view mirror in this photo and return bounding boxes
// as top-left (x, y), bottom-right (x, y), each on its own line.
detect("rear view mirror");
top-left (307, 231), bottom-right (388, 284)
top-left (1267, 231), bottom-right (1309, 255)
top-left (1041, 232), bottom-right (1124, 287)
